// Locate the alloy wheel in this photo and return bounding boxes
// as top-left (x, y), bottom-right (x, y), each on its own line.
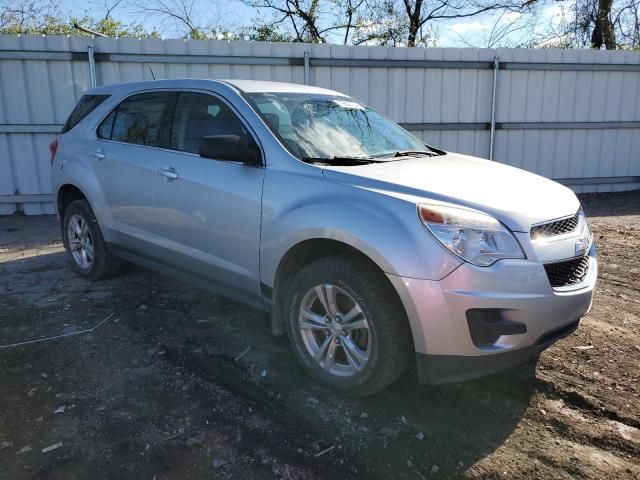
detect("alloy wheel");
top-left (298, 284), bottom-right (371, 377)
top-left (66, 214), bottom-right (94, 270)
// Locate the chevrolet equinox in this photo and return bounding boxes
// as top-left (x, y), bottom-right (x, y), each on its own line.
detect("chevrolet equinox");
top-left (51, 79), bottom-right (597, 396)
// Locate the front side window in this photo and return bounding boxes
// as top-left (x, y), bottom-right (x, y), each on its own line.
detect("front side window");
top-left (170, 92), bottom-right (248, 154)
top-left (98, 92), bottom-right (169, 147)
top-left (244, 93), bottom-right (427, 160)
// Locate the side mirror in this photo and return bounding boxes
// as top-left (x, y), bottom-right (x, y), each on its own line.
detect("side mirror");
top-left (199, 135), bottom-right (261, 166)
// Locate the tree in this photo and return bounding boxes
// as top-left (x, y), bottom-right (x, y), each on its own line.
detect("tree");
top-left (352, 0), bottom-right (414, 45)
top-left (452, 9), bottom-right (544, 48)
top-left (1, 0), bottom-right (61, 31)
top-left (241, 24), bottom-right (295, 41)
top-left (536, 0), bottom-right (638, 49)
top-left (337, 0), bottom-right (367, 43)
top-left (467, 0), bottom-right (639, 50)
top-left (133, 0), bottom-right (205, 39)
top-left (398, 0), bottom-right (529, 47)
top-left (593, 0), bottom-right (616, 47)
top-left (0, 12), bottom-right (158, 37)
top-left (133, 0), bottom-right (244, 39)
top-left (0, 0), bottom-right (159, 37)
top-left (242, 0), bottom-right (325, 42)
top-left (351, 0), bottom-right (534, 47)
top-left (589, 0), bottom-right (617, 48)
top-left (240, 0), bottom-right (369, 43)
top-left (613, 0), bottom-right (639, 48)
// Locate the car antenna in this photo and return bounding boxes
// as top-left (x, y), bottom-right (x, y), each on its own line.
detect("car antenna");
top-left (147, 64), bottom-right (156, 80)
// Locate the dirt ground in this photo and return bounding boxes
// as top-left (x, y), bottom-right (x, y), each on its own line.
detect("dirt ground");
top-left (0, 191), bottom-right (639, 480)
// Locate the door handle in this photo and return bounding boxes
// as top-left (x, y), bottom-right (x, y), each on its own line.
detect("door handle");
top-left (93, 150), bottom-right (105, 160)
top-left (158, 167), bottom-right (179, 180)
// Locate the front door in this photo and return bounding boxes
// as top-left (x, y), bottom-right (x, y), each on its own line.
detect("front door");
top-left (150, 91), bottom-right (265, 304)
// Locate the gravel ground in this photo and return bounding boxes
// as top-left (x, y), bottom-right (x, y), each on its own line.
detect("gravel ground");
top-left (0, 190), bottom-right (639, 480)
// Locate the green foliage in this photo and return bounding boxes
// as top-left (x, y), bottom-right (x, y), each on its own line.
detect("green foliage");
top-left (245, 25), bottom-right (294, 42)
top-left (0, 14), bottom-right (160, 38)
top-left (187, 27), bottom-right (207, 40)
top-left (91, 17), bottom-right (160, 38)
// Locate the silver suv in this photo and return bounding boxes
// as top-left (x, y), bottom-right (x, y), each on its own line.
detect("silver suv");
top-left (51, 79), bottom-right (597, 396)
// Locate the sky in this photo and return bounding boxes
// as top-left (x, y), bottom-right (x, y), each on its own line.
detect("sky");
top-left (61, 0), bottom-right (570, 48)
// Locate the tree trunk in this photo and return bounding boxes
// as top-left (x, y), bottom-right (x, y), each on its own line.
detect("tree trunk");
top-left (407, 17), bottom-right (419, 46)
top-left (591, 0), bottom-right (616, 49)
top-left (404, 0), bottom-right (423, 47)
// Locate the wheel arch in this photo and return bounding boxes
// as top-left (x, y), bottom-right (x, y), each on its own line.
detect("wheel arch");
top-left (268, 238), bottom-right (415, 357)
top-left (57, 183), bottom-right (88, 218)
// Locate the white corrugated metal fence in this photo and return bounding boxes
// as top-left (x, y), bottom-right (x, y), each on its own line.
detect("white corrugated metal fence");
top-left (1, 35), bottom-right (639, 215)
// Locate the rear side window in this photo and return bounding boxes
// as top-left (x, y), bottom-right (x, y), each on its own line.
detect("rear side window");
top-left (97, 110), bottom-right (116, 139)
top-left (61, 94), bottom-right (110, 133)
top-left (98, 92), bottom-right (169, 147)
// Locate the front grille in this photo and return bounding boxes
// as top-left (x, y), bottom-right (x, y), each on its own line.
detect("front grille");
top-left (531, 210), bottom-right (581, 240)
top-left (544, 255), bottom-right (590, 288)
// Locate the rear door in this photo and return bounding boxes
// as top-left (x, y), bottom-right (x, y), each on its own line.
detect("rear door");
top-left (93, 91), bottom-right (174, 249)
top-left (150, 91), bottom-right (265, 305)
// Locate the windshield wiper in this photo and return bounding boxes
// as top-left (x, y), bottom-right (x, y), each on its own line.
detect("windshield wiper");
top-left (302, 155), bottom-right (381, 165)
top-left (390, 149), bottom-right (439, 158)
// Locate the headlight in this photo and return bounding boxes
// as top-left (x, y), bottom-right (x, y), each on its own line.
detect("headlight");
top-left (418, 204), bottom-right (525, 266)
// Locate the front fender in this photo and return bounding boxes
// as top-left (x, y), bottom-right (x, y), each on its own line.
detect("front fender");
top-left (260, 169), bottom-right (462, 289)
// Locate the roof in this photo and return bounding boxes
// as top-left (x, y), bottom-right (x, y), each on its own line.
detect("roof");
top-left (86, 78), bottom-right (346, 97)
top-left (219, 79), bottom-right (346, 96)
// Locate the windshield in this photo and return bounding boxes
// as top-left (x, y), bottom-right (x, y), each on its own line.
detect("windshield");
top-left (244, 92), bottom-right (430, 160)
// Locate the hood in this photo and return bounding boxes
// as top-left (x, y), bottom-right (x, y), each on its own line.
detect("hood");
top-left (321, 152), bottom-right (580, 232)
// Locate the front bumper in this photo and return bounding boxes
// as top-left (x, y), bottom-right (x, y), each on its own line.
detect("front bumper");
top-left (387, 243), bottom-right (597, 385)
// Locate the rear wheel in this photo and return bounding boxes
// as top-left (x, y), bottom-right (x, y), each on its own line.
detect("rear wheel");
top-left (286, 254), bottom-right (412, 396)
top-left (62, 199), bottom-right (123, 281)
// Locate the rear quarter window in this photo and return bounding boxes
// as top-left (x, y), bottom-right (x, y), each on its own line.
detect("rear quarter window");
top-left (61, 95), bottom-right (110, 133)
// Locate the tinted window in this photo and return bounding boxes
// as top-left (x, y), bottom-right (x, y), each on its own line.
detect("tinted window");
top-left (97, 110), bottom-right (116, 140)
top-left (61, 94), bottom-right (109, 133)
top-left (100, 92), bottom-right (169, 147)
top-left (170, 92), bottom-right (248, 154)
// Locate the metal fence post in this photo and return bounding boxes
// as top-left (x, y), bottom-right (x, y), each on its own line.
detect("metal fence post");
top-left (303, 51), bottom-right (310, 85)
top-left (489, 55), bottom-right (499, 160)
top-left (87, 44), bottom-right (97, 87)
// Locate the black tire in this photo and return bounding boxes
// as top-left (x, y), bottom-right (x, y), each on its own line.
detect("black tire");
top-left (61, 199), bottom-right (123, 281)
top-left (285, 254), bottom-right (413, 396)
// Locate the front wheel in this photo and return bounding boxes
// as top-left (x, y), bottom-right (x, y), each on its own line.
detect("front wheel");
top-left (285, 254), bottom-right (413, 396)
